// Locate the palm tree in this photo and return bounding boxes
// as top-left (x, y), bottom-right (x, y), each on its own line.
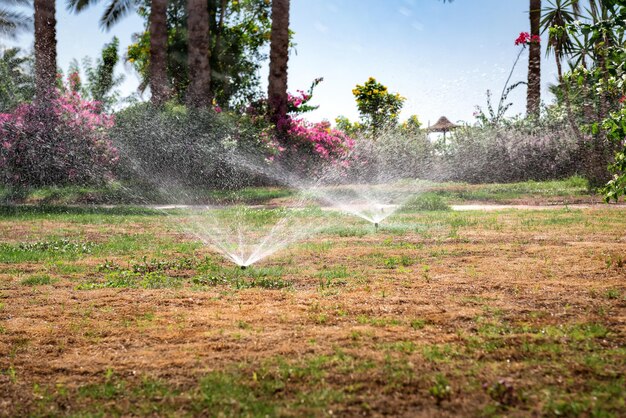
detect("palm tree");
top-left (527, 0), bottom-right (541, 117)
top-left (67, 0), bottom-right (170, 105)
top-left (267, 0), bottom-right (289, 127)
top-left (0, 0), bottom-right (31, 38)
top-left (541, 0), bottom-right (576, 85)
top-left (186, 0), bottom-right (211, 107)
top-left (541, 0), bottom-right (581, 139)
top-left (34, 0), bottom-right (57, 101)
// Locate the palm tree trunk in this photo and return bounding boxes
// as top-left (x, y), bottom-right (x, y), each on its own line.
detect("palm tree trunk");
top-left (149, 0), bottom-right (169, 106)
top-left (186, 0), bottom-right (211, 107)
top-left (34, 0), bottom-right (57, 102)
top-left (526, 0), bottom-right (541, 117)
top-left (268, 0), bottom-right (290, 127)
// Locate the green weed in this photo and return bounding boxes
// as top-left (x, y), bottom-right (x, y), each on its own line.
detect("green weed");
top-left (21, 274), bottom-right (55, 286)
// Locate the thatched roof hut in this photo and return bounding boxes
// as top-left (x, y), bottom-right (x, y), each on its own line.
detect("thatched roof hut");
top-left (428, 116), bottom-right (458, 133)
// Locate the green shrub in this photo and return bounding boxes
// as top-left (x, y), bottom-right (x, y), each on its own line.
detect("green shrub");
top-left (439, 122), bottom-right (584, 183)
top-left (111, 103), bottom-right (276, 197)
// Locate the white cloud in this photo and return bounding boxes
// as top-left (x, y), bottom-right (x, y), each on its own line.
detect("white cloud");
top-left (314, 21), bottom-right (329, 33)
top-left (399, 7), bottom-right (412, 17)
top-left (411, 21), bottom-right (424, 31)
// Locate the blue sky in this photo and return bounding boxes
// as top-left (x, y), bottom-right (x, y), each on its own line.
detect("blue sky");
top-left (6, 0), bottom-right (558, 126)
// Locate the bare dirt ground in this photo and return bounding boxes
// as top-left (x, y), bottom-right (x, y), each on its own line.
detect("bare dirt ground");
top-left (0, 205), bottom-right (625, 417)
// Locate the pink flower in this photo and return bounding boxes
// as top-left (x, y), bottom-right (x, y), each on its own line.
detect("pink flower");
top-left (284, 118), bottom-right (354, 162)
top-left (0, 73), bottom-right (118, 186)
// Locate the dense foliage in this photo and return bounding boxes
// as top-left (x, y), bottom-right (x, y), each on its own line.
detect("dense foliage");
top-left (440, 119), bottom-right (584, 183)
top-left (3, 0), bottom-right (626, 194)
top-left (81, 37), bottom-right (124, 112)
top-left (112, 103), bottom-right (266, 191)
top-left (0, 79), bottom-right (117, 187)
top-left (351, 77), bottom-right (405, 133)
top-left (126, 0), bottom-right (272, 108)
top-left (0, 47), bottom-right (34, 112)
top-left (540, 0), bottom-right (626, 190)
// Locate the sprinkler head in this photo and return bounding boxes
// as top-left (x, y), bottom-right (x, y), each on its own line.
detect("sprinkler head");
top-left (240, 265), bottom-right (247, 270)
top-left (374, 222), bottom-right (379, 231)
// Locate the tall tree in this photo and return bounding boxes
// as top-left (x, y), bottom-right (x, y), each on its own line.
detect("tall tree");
top-left (541, 0), bottom-right (580, 138)
top-left (0, 47), bottom-right (34, 111)
top-left (0, 0), bottom-right (31, 38)
top-left (186, 0), bottom-right (211, 107)
top-left (67, 0), bottom-right (171, 105)
top-left (149, 0), bottom-right (169, 105)
top-left (126, 0), bottom-right (272, 107)
top-left (267, 0), bottom-right (289, 126)
top-left (82, 36), bottom-right (125, 111)
top-left (34, 0), bottom-right (57, 101)
top-left (527, 0), bottom-right (541, 117)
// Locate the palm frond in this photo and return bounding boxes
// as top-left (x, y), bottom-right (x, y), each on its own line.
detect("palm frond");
top-left (0, 0), bottom-right (31, 6)
top-left (101, 0), bottom-right (137, 30)
top-left (0, 9), bottom-right (31, 38)
top-left (588, 0), bottom-right (599, 21)
top-left (541, 0), bottom-right (579, 58)
top-left (66, 0), bottom-right (102, 13)
top-left (571, 0), bottom-right (581, 17)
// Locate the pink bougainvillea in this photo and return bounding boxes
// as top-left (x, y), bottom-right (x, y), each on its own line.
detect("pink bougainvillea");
top-left (245, 78), bottom-right (355, 167)
top-left (287, 90), bottom-right (310, 110)
top-left (0, 74), bottom-right (118, 186)
top-left (286, 118), bottom-right (354, 161)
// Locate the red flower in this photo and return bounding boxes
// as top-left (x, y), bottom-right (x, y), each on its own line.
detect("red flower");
top-left (619, 96), bottom-right (626, 104)
top-left (515, 32), bottom-right (530, 45)
top-left (515, 32), bottom-right (540, 46)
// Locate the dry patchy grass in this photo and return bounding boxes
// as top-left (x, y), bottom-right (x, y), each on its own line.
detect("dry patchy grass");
top-left (0, 206), bottom-right (624, 417)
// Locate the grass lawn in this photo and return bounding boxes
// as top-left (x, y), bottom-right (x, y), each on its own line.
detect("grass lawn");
top-left (0, 182), bottom-right (624, 416)
top-left (0, 176), bottom-right (599, 207)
